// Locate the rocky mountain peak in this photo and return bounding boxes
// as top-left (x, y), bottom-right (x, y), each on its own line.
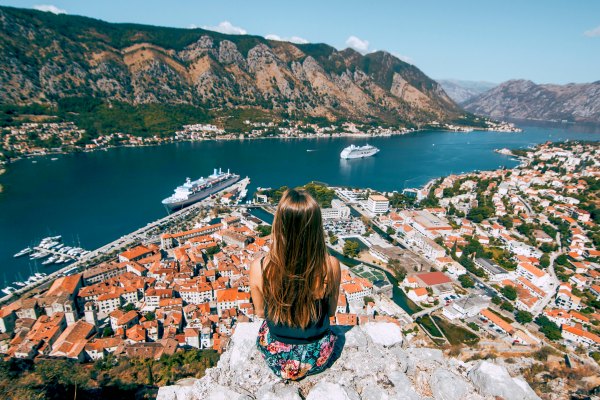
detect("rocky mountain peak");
top-left (463, 79), bottom-right (600, 123)
top-left (0, 5), bottom-right (462, 125)
top-left (157, 321), bottom-right (540, 400)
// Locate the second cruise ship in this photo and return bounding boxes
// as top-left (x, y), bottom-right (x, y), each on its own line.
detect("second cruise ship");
top-left (162, 168), bottom-right (240, 212)
top-left (340, 144), bottom-right (380, 159)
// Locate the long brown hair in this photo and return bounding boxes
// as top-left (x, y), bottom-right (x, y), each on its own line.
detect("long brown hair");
top-left (263, 188), bottom-right (331, 328)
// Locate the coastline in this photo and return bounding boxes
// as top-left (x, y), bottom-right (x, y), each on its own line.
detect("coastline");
top-left (0, 125), bottom-right (521, 174)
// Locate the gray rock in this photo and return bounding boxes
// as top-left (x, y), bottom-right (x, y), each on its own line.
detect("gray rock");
top-left (430, 368), bottom-right (468, 400)
top-left (468, 361), bottom-right (540, 400)
top-left (387, 370), bottom-right (420, 400)
top-left (156, 385), bottom-right (194, 400)
top-left (256, 382), bottom-right (302, 400)
top-left (342, 325), bottom-right (368, 348)
top-left (362, 322), bottom-right (402, 347)
top-left (361, 383), bottom-right (391, 400)
top-left (157, 323), bottom-right (540, 400)
top-left (306, 381), bottom-right (360, 400)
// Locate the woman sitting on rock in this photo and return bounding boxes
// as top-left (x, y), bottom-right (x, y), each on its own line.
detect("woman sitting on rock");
top-left (250, 188), bottom-right (341, 381)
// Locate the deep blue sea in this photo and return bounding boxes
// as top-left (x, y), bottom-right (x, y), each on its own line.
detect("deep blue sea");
top-left (0, 123), bottom-right (598, 285)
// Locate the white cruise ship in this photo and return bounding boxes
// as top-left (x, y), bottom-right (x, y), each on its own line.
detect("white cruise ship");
top-left (340, 144), bottom-right (380, 159)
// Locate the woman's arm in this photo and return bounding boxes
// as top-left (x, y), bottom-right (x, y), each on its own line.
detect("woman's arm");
top-left (250, 257), bottom-right (265, 318)
top-left (327, 256), bottom-right (341, 317)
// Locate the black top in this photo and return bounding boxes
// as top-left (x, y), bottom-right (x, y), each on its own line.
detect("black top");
top-left (262, 258), bottom-right (331, 345)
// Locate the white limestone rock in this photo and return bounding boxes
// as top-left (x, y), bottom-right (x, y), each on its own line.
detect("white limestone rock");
top-left (387, 370), bottom-right (421, 400)
top-left (256, 382), bottom-right (302, 400)
top-left (158, 323), bottom-right (541, 400)
top-left (156, 384), bottom-right (194, 400)
top-left (361, 322), bottom-right (403, 347)
top-left (430, 368), bottom-right (469, 400)
top-left (467, 361), bottom-right (541, 400)
top-left (342, 325), bottom-right (368, 348)
top-left (306, 382), bottom-right (360, 400)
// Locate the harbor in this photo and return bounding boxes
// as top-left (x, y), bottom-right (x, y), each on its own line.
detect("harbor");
top-left (1, 125), bottom-right (598, 287)
top-left (0, 175), bottom-right (250, 305)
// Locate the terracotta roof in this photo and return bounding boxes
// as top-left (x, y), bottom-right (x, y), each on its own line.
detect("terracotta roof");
top-left (481, 309), bottom-right (515, 335)
top-left (562, 325), bottom-right (600, 344)
top-left (51, 320), bottom-right (95, 358)
top-left (120, 245), bottom-right (153, 261)
top-left (415, 271), bottom-right (452, 286)
top-left (518, 263), bottom-right (545, 278)
top-left (46, 274), bottom-right (82, 297)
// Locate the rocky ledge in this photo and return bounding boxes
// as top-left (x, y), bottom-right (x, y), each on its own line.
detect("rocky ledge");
top-left (157, 321), bottom-right (540, 400)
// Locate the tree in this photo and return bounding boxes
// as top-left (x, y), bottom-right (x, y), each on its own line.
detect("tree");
top-left (386, 226), bottom-right (395, 235)
top-left (540, 254), bottom-right (550, 268)
top-left (122, 303), bottom-right (136, 312)
top-left (535, 316), bottom-right (562, 341)
top-left (500, 286), bottom-right (517, 301)
top-left (329, 235), bottom-right (338, 245)
top-left (343, 240), bottom-right (360, 258)
top-left (491, 296), bottom-right (502, 306)
top-left (458, 274), bottom-right (475, 288)
top-left (256, 224), bottom-right (272, 237)
top-left (144, 312), bottom-right (156, 321)
top-left (555, 254), bottom-right (569, 266)
top-left (102, 326), bottom-right (114, 337)
top-left (515, 310), bottom-right (533, 324)
top-left (501, 301), bottom-right (514, 312)
top-left (467, 322), bottom-right (480, 331)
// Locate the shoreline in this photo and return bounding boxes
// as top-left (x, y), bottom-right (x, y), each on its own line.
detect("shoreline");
top-left (0, 125), bottom-right (521, 172)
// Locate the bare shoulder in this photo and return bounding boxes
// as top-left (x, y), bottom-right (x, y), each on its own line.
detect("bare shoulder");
top-left (327, 255), bottom-right (341, 279)
top-left (249, 256), bottom-right (264, 286)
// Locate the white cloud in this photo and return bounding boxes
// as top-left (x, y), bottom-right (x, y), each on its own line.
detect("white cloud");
top-left (584, 25), bottom-right (600, 37)
top-left (345, 35), bottom-right (370, 54)
top-left (393, 52), bottom-right (414, 64)
top-left (201, 21), bottom-right (247, 35)
top-left (265, 34), bottom-right (309, 44)
top-left (33, 4), bottom-right (67, 14)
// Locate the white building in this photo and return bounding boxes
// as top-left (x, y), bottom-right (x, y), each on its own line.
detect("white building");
top-left (366, 195), bottom-right (389, 214)
top-left (443, 295), bottom-right (489, 320)
top-left (562, 325), bottom-right (600, 348)
top-left (321, 199), bottom-right (351, 220)
top-left (516, 263), bottom-right (551, 288)
top-left (474, 258), bottom-right (510, 282)
top-left (508, 241), bottom-right (543, 259)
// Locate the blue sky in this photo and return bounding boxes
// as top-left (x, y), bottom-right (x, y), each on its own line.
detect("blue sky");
top-left (1, 0), bottom-right (599, 84)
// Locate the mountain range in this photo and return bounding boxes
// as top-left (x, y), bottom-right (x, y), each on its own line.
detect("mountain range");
top-left (0, 6), bottom-right (464, 128)
top-left (462, 79), bottom-right (600, 124)
top-left (437, 79), bottom-right (497, 103)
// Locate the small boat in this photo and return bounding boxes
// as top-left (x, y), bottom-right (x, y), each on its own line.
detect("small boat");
top-left (34, 273), bottom-right (47, 279)
top-left (306, 149), bottom-right (317, 152)
top-left (30, 252), bottom-right (49, 259)
top-left (14, 281), bottom-right (27, 287)
top-left (13, 247), bottom-right (33, 257)
top-left (1, 286), bottom-right (17, 295)
top-left (42, 256), bottom-right (57, 265)
top-left (43, 235), bottom-right (62, 241)
top-left (51, 158), bottom-right (58, 161)
top-left (31, 160), bottom-right (37, 164)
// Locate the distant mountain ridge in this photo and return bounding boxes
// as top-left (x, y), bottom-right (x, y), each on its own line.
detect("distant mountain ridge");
top-left (462, 79), bottom-right (600, 124)
top-left (437, 79), bottom-right (497, 103)
top-left (0, 6), bottom-right (462, 126)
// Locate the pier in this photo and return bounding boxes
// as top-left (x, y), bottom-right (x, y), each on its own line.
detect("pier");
top-left (32, 247), bottom-right (81, 261)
